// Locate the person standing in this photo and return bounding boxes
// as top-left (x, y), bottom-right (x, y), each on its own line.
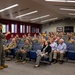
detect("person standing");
top-left (0, 23), bottom-right (10, 70)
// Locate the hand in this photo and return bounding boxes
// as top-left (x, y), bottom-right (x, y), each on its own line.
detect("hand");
top-left (57, 50), bottom-right (60, 53)
top-left (21, 50), bottom-right (25, 53)
top-left (5, 31), bottom-right (11, 36)
top-left (41, 54), bottom-right (45, 57)
top-left (7, 31), bottom-right (11, 35)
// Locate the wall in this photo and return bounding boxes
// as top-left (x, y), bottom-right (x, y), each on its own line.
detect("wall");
top-left (0, 18), bottom-right (41, 39)
top-left (42, 18), bottom-right (75, 33)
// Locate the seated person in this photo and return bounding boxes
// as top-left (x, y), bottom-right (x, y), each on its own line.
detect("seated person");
top-left (26, 34), bottom-right (32, 44)
top-left (66, 36), bottom-right (75, 44)
top-left (21, 35), bottom-right (26, 42)
top-left (3, 38), bottom-right (17, 60)
top-left (9, 34), bottom-right (14, 41)
top-left (34, 41), bottom-right (51, 68)
top-left (50, 38), bottom-right (57, 62)
top-left (53, 39), bottom-right (67, 64)
top-left (15, 39), bottom-right (32, 64)
top-left (32, 34), bottom-right (38, 43)
top-left (15, 34), bottom-right (21, 44)
top-left (2, 37), bottom-right (7, 43)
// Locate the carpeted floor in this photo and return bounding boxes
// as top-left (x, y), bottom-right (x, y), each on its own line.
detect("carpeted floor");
top-left (0, 60), bottom-right (75, 75)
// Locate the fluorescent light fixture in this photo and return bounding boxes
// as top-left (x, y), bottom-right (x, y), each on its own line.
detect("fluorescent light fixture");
top-left (60, 8), bottom-right (75, 11)
top-left (30, 15), bottom-right (50, 21)
top-left (16, 10), bottom-right (38, 18)
top-left (41, 17), bottom-right (58, 23)
top-left (45, 0), bottom-right (66, 2)
top-left (45, 0), bottom-right (75, 3)
top-left (69, 13), bottom-right (75, 15)
top-left (67, 1), bottom-right (75, 3)
top-left (0, 4), bottom-right (18, 13)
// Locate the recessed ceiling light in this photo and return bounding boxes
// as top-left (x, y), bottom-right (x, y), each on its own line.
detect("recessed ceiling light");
top-left (15, 10), bottom-right (38, 18)
top-left (0, 4), bottom-right (19, 13)
top-left (60, 8), bottom-right (75, 11)
top-left (30, 15), bottom-right (50, 21)
top-left (41, 17), bottom-right (58, 23)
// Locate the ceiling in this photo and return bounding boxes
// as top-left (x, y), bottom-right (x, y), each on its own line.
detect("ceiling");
top-left (0, 0), bottom-right (75, 24)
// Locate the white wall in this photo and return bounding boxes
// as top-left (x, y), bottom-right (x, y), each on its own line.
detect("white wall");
top-left (42, 19), bottom-right (75, 33)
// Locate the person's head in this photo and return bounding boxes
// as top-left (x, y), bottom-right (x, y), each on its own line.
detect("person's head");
top-left (41, 39), bottom-right (45, 44)
top-left (11, 34), bottom-right (14, 38)
top-left (45, 41), bottom-right (50, 46)
top-left (25, 39), bottom-right (29, 44)
top-left (28, 33), bottom-right (30, 37)
top-left (22, 35), bottom-right (25, 39)
top-left (34, 34), bottom-right (37, 38)
top-left (57, 36), bottom-right (60, 41)
top-left (51, 38), bottom-right (55, 43)
top-left (59, 39), bottom-right (64, 44)
top-left (16, 34), bottom-right (19, 37)
top-left (24, 34), bottom-right (26, 37)
top-left (0, 23), bottom-right (2, 31)
top-left (12, 38), bottom-right (16, 42)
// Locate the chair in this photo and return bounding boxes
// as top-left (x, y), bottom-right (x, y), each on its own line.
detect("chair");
top-left (40, 53), bottom-right (51, 64)
top-left (67, 44), bottom-right (75, 60)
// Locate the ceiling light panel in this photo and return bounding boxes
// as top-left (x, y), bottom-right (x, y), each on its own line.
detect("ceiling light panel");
top-left (15, 10), bottom-right (38, 18)
top-left (30, 15), bottom-right (50, 21)
top-left (0, 4), bottom-right (19, 13)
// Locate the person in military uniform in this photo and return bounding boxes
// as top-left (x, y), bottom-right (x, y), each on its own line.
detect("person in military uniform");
top-left (32, 34), bottom-right (38, 43)
top-left (0, 23), bottom-right (10, 70)
top-left (21, 35), bottom-right (26, 42)
top-left (15, 34), bottom-right (21, 44)
top-left (15, 39), bottom-right (32, 64)
top-left (4, 38), bottom-right (17, 60)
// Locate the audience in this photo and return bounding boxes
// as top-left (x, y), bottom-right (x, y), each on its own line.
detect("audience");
top-left (2, 32), bottom-right (75, 67)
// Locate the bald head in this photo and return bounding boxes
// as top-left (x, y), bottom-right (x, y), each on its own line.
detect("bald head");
top-left (59, 39), bottom-right (64, 44)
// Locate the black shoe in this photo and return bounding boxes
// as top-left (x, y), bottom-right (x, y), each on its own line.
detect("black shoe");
top-left (59, 60), bottom-right (63, 64)
top-left (53, 59), bottom-right (57, 64)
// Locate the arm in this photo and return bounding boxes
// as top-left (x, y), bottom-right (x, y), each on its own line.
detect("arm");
top-left (0, 33), bottom-right (5, 38)
top-left (0, 31), bottom-right (10, 39)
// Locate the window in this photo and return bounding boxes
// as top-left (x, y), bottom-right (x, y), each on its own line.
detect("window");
top-left (11, 24), bottom-right (17, 33)
top-left (2, 24), bottom-right (9, 33)
top-left (36, 28), bottom-right (39, 33)
top-left (32, 27), bottom-right (36, 33)
top-left (32, 27), bottom-right (39, 33)
top-left (26, 25), bottom-right (31, 33)
top-left (20, 25), bottom-right (25, 33)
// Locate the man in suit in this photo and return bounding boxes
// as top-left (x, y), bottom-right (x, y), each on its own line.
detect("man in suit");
top-left (4, 38), bottom-right (17, 60)
top-left (15, 39), bottom-right (32, 64)
top-left (0, 23), bottom-right (10, 70)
